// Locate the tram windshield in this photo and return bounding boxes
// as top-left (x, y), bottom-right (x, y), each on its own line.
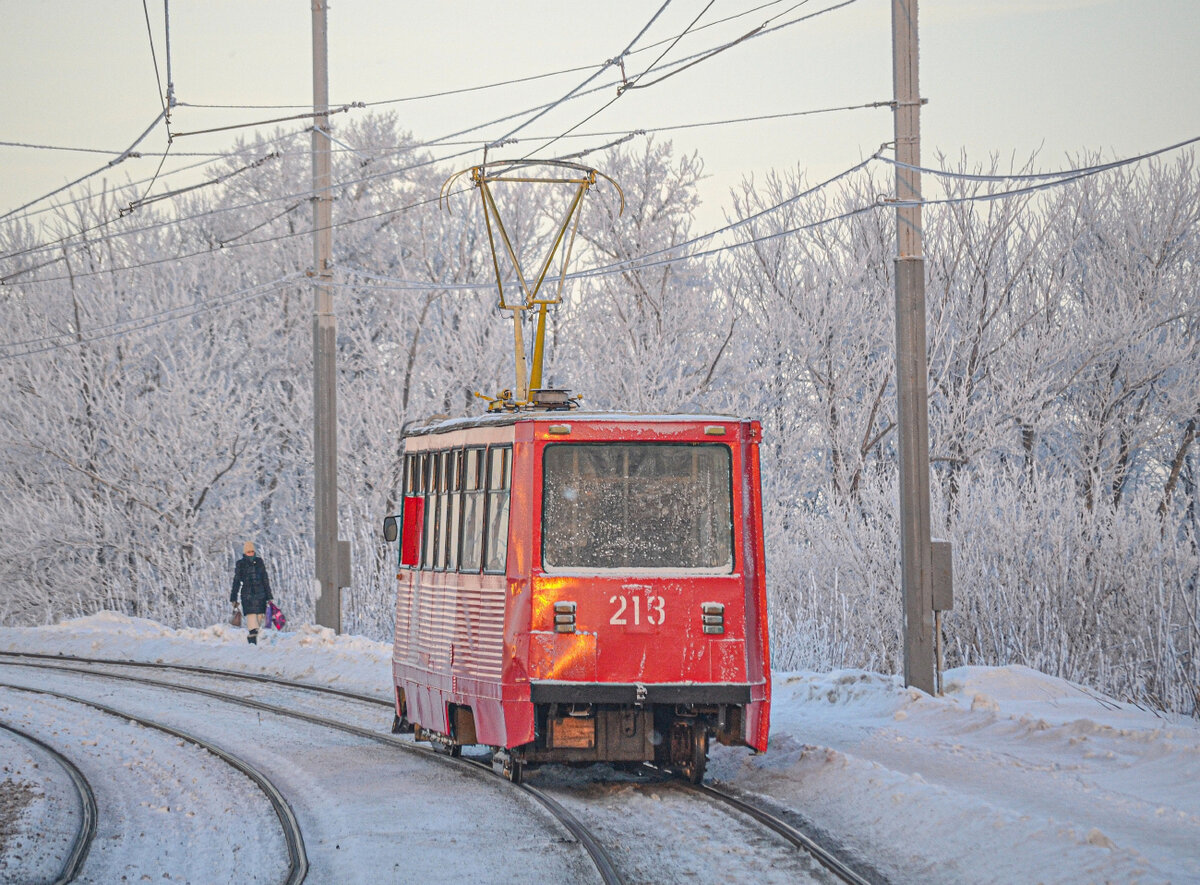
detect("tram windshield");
top-left (541, 443), bottom-right (733, 572)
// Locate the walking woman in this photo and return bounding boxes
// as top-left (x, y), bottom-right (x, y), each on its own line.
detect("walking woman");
top-left (231, 541), bottom-right (273, 645)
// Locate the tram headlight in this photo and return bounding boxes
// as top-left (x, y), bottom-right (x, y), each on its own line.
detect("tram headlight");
top-left (554, 601), bottom-right (577, 633)
top-left (701, 602), bottom-right (725, 634)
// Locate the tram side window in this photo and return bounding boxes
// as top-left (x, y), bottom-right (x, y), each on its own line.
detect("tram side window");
top-left (459, 448), bottom-right (486, 572)
top-left (422, 452), bottom-right (439, 569)
top-left (432, 451), bottom-right (448, 571)
top-left (404, 453), bottom-right (418, 497)
top-left (483, 446), bottom-right (511, 574)
top-left (441, 450), bottom-right (464, 571)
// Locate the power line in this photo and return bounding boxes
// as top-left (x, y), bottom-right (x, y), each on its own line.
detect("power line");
top-left (338, 152), bottom-right (885, 293)
top-left (879, 134), bottom-right (1200, 185)
top-left (0, 273), bottom-right (304, 361)
top-left (170, 1), bottom-right (797, 112)
top-left (0, 140), bottom-right (222, 157)
top-left (484, 0), bottom-right (675, 152)
top-left (0, 95), bottom-right (888, 269)
top-left (170, 103), bottom-right (365, 140)
top-left (2, 129), bottom-right (306, 229)
top-left (0, 110), bottom-right (167, 224)
top-left (513, 0), bottom-right (861, 164)
top-left (0, 148), bottom-right (290, 269)
top-left (142, 0), bottom-right (166, 116)
top-left (12, 123), bottom-right (1193, 290)
top-left (1, 0), bottom-right (849, 237)
top-left (8, 129), bottom-right (1196, 356)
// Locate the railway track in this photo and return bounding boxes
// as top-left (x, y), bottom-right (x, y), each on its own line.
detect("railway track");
top-left (0, 681), bottom-right (308, 885)
top-left (0, 652), bottom-right (870, 885)
top-left (0, 653), bottom-right (619, 885)
top-left (685, 781), bottom-right (873, 885)
top-left (0, 721), bottom-right (98, 885)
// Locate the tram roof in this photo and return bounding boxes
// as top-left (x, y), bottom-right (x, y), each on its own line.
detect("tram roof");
top-left (402, 410), bottom-right (749, 438)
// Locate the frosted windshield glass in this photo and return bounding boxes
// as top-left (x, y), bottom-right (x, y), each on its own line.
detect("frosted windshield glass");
top-left (542, 443), bottom-right (733, 571)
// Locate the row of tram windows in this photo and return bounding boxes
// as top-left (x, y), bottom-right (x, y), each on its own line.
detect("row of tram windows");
top-left (403, 445), bottom-right (510, 574)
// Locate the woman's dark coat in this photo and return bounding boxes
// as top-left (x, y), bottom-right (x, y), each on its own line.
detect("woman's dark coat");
top-left (230, 555), bottom-right (273, 614)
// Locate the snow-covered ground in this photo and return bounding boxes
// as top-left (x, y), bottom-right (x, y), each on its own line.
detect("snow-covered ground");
top-left (1, 613), bottom-right (1197, 884)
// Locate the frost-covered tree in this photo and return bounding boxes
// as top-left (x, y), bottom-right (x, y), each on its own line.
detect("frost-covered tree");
top-left (0, 115), bottom-right (1196, 713)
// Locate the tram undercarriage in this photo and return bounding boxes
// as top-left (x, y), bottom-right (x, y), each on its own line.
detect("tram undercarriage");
top-left (397, 683), bottom-right (751, 785)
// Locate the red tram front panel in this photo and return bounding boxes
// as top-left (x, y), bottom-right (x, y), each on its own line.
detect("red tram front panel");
top-left (391, 413), bottom-right (771, 769)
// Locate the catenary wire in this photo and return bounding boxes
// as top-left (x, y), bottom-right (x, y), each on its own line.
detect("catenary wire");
top-left (5, 129), bottom-right (1196, 358)
top-left (0, 95), bottom-right (891, 269)
top-left (0, 109), bottom-right (167, 224)
top-left (505, 0), bottom-right (859, 163)
top-left (12, 125), bottom-right (1194, 290)
top-left (336, 128), bottom-right (1200, 294)
top-left (171, 0), bottom-right (797, 110)
top-left (516, 0), bottom-right (716, 162)
top-left (483, 0), bottom-right (674, 152)
top-left (3, 0), bottom-right (840, 229)
top-left (1, 0), bottom-right (852, 245)
top-left (0, 272), bottom-right (305, 360)
top-left (142, 0), bottom-right (167, 116)
top-left (339, 150), bottom-right (885, 293)
top-left (2, 128), bottom-right (308, 231)
top-left (0, 142), bottom-right (486, 286)
top-left (5, 4), bottom-right (1177, 290)
top-left (0, 140), bottom-right (223, 157)
top-left (879, 134), bottom-right (1200, 183)
top-left (335, 200), bottom-right (882, 296)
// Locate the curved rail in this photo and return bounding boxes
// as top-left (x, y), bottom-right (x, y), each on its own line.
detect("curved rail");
top-left (686, 781), bottom-right (873, 885)
top-left (0, 650), bottom-right (389, 706)
top-left (0, 656), bottom-right (623, 885)
top-left (2, 653), bottom-right (871, 884)
top-left (458, 756), bottom-right (624, 885)
top-left (0, 682), bottom-right (308, 885)
top-left (0, 721), bottom-right (98, 885)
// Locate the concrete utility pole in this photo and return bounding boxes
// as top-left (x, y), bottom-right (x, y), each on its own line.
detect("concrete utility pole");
top-left (312, 0), bottom-right (347, 631)
top-left (891, 0), bottom-right (935, 693)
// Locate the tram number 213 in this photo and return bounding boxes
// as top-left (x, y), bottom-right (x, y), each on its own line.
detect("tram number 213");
top-left (609, 594), bottom-right (666, 626)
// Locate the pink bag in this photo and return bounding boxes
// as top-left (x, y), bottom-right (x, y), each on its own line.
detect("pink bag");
top-left (266, 601), bottom-right (286, 631)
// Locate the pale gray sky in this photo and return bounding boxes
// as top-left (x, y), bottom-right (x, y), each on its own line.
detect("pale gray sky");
top-left (3, 0), bottom-right (1198, 230)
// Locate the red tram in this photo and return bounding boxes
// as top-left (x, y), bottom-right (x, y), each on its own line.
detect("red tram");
top-left (384, 408), bottom-right (771, 782)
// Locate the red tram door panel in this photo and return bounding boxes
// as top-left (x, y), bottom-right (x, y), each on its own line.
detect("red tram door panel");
top-left (399, 496), bottom-right (424, 567)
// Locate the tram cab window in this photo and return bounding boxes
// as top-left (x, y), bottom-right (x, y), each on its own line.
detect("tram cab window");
top-left (483, 446), bottom-right (511, 574)
top-left (460, 447), bottom-right (486, 572)
top-left (541, 443), bottom-right (734, 572)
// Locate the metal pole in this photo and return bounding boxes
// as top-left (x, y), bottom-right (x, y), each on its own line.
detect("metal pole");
top-left (892, 0), bottom-right (934, 693)
top-left (312, 0), bottom-right (342, 632)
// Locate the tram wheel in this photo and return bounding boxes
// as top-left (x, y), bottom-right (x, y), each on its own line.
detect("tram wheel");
top-left (680, 728), bottom-right (708, 784)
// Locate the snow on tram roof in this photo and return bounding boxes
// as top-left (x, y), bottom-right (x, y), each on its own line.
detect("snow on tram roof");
top-left (402, 410), bottom-right (750, 437)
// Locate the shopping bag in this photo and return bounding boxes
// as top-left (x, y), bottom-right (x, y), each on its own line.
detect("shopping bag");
top-left (267, 601), bottom-right (286, 631)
